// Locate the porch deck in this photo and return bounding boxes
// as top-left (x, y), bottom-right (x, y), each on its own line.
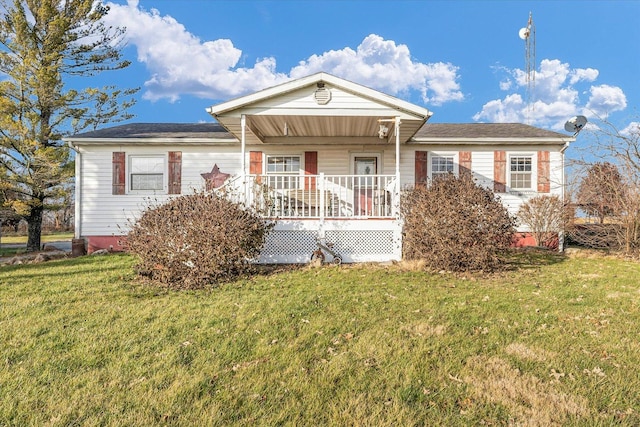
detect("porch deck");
top-left (218, 174), bottom-right (401, 263)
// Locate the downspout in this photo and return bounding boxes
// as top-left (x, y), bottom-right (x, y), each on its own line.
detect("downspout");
top-left (559, 139), bottom-right (572, 252)
top-left (67, 141), bottom-right (81, 239)
top-left (560, 139), bottom-right (572, 209)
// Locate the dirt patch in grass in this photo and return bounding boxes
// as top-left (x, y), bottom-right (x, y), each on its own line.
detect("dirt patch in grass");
top-left (404, 322), bottom-right (447, 338)
top-left (505, 343), bottom-right (556, 362)
top-left (463, 356), bottom-right (589, 426)
top-left (606, 287), bottom-right (640, 299)
top-left (565, 247), bottom-right (640, 262)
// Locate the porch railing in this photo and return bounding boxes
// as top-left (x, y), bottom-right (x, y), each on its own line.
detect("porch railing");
top-left (221, 174), bottom-right (398, 219)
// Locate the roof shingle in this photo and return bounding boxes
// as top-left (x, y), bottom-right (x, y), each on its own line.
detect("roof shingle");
top-left (69, 123), bottom-right (233, 139)
top-left (414, 123), bottom-right (568, 139)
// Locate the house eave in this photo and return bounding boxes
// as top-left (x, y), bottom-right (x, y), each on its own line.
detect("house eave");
top-left (65, 137), bottom-right (237, 146)
top-left (410, 137), bottom-right (575, 145)
top-left (206, 72), bottom-right (433, 120)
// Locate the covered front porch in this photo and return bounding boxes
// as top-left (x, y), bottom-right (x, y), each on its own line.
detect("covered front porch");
top-left (205, 73), bottom-right (433, 263)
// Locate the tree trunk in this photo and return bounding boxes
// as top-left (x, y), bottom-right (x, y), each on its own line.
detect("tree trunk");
top-left (26, 205), bottom-right (43, 252)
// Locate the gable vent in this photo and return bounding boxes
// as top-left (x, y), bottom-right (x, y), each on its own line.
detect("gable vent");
top-left (314, 87), bottom-right (331, 105)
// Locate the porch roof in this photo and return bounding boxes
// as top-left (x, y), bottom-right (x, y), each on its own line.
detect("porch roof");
top-left (206, 72), bottom-right (433, 145)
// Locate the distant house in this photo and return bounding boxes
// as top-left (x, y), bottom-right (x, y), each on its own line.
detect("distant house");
top-left (65, 72), bottom-right (573, 263)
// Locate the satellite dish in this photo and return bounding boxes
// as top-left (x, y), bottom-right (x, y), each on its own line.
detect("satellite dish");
top-left (564, 115), bottom-right (588, 135)
top-left (519, 27), bottom-right (530, 40)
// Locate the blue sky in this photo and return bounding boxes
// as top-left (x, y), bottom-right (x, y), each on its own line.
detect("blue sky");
top-left (101, 0), bottom-right (639, 134)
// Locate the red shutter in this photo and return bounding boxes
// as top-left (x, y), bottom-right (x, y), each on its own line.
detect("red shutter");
top-left (494, 151), bottom-right (506, 193)
top-left (305, 151), bottom-right (318, 190)
top-left (112, 152), bottom-right (125, 195)
top-left (168, 151), bottom-right (182, 194)
top-left (249, 151), bottom-right (262, 184)
top-left (537, 150), bottom-right (550, 193)
top-left (415, 151), bottom-right (428, 186)
top-left (249, 151), bottom-right (262, 174)
top-left (459, 151), bottom-right (472, 177)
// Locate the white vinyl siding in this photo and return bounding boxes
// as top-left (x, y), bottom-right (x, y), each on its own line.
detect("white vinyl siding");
top-left (77, 142), bottom-right (565, 238)
top-left (78, 146), bottom-right (242, 236)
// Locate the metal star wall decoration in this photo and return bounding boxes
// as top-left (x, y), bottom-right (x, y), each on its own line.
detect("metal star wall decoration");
top-left (201, 164), bottom-right (231, 191)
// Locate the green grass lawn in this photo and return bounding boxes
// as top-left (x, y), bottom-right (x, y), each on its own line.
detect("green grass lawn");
top-left (0, 231), bottom-right (73, 245)
top-left (0, 252), bottom-right (639, 425)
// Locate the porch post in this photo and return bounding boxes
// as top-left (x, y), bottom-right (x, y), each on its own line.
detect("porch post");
top-left (395, 116), bottom-right (401, 217)
top-left (239, 115), bottom-right (249, 207)
top-left (241, 114), bottom-right (246, 182)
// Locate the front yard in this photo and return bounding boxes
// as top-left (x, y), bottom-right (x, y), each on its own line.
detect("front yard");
top-left (0, 251), bottom-right (638, 425)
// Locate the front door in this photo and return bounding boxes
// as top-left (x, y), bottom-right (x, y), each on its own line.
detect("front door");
top-left (354, 157), bottom-right (377, 215)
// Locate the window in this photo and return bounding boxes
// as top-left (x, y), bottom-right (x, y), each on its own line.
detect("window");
top-left (509, 156), bottom-right (532, 190)
top-left (431, 155), bottom-right (455, 179)
top-left (130, 155), bottom-right (165, 191)
top-left (354, 156), bottom-right (377, 188)
top-left (266, 155), bottom-right (300, 189)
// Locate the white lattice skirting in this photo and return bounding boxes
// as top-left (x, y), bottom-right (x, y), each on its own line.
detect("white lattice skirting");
top-left (258, 219), bottom-right (402, 264)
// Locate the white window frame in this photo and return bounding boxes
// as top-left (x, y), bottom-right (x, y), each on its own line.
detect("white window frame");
top-left (350, 152), bottom-right (384, 189)
top-left (429, 152), bottom-right (458, 180)
top-left (349, 152), bottom-right (383, 174)
top-left (128, 154), bottom-right (167, 194)
top-left (508, 153), bottom-right (536, 192)
top-left (265, 154), bottom-right (302, 190)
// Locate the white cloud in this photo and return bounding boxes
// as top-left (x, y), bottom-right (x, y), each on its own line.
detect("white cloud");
top-left (499, 79), bottom-right (512, 91)
top-left (570, 67), bottom-right (598, 84)
top-left (475, 58), bottom-right (627, 129)
top-left (472, 94), bottom-right (524, 123)
top-left (620, 122), bottom-right (640, 138)
top-left (586, 84), bottom-right (627, 117)
top-left (290, 34), bottom-right (463, 105)
top-left (104, 2), bottom-right (463, 105)
top-left (104, 0), bottom-right (288, 101)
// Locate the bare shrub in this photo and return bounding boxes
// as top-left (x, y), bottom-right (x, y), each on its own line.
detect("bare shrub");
top-left (571, 118), bottom-right (640, 254)
top-left (576, 162), bottom-right (624, 224)
top-left (127, 192), bottom-right (274, 289)
top-left (517, 195), bottom-right (567, 249)
top-left (566, 223), bottom-right (621, 250)
top-left (401, 174), bottom-right (516, 272)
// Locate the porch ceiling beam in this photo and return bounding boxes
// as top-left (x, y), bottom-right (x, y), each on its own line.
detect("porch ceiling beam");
top-left (262, 136), bottom-right (397, 145)
top-left (244, 116), bottom-right (267, 142)
top-left (238, 108), bottom-right (424, 120)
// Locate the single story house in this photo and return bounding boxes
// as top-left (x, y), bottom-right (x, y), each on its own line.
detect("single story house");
top-left (65, 72), bottom-right (573, 263)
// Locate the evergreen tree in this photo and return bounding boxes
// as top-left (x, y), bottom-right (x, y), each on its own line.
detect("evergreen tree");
top-left (0, 0), bottom-right (137, 251)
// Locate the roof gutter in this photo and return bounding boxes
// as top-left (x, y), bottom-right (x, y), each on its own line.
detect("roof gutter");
top-left (560, 138), bottom-right (573, 153)
top-left (64, 137), bottom-right (237, 145)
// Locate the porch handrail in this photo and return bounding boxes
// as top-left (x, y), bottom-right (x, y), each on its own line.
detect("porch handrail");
top-left (236, 173), bottom-right (397, 219)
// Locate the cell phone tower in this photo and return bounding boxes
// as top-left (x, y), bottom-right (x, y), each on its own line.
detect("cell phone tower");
top-left (519, 12), bottom-right (536, 124)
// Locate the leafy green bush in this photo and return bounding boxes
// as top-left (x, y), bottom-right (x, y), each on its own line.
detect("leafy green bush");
top-left (127, 192), bottom-right (274, 289)
top-left (401, 174), bottom-right (516, 272)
